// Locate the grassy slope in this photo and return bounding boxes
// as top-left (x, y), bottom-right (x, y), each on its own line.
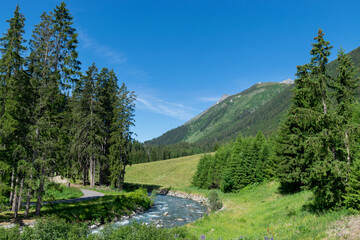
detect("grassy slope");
top-left (147, 83), bottom-right (291, 145)
top-left (125, 154), bottom-right (207, 188)
top-left (124, 154), bottom-right (349, 240)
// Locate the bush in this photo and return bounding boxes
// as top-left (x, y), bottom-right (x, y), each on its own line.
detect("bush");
top-left (0, 218), bottom-right (196, 240)
top-left (90, 222), bottom-right (196, 240)
top-left (0, 216), bottom-right (89, 240)
top-left (208, 190), bottom-right (223, 211)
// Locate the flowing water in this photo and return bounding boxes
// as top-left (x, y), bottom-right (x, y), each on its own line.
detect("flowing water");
top-left (92, 194), bottom-right (207, 233)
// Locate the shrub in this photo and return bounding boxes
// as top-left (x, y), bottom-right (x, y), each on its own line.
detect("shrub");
top-left (90, 222), bottom-right (196, 240)
top-left (208, 190), bottom-right (223, 211)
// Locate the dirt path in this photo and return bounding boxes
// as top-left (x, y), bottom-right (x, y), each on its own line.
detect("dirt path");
top-left (327, 215), bottom-right (360, 239)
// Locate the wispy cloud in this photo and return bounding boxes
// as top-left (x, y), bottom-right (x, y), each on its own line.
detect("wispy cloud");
top-left (198, 96), bottom-right (220, 102)
top-left (136, 96), bottom-right (200, 121)
top-left (78, 29), bottom-right (127, 64)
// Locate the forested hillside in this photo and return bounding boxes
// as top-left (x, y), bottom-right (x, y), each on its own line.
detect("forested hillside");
top-left (147, 82), bottom-right (292, 145)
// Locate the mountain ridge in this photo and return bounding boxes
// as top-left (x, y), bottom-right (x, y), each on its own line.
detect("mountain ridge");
top-left (146, 81), bottom-right (292, 145)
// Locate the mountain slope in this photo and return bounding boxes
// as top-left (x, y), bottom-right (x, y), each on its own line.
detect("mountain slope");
top-left (147, 82), bottom-right (292, 145)
top-left (147, 46), bottom-right (360, 146)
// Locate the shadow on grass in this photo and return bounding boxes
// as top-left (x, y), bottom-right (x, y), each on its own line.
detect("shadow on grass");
top-left (277, 182), bottom-right (302, 195)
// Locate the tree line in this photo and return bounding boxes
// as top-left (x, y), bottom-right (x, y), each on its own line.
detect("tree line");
top-left (0, 3), bottom-right (135, 218)
top-left (193, 29), bottom-right (360, 211)
top-left (129, 141), bottom-right (214, 164)
top-left (192, 131), bottom-right (275, 192)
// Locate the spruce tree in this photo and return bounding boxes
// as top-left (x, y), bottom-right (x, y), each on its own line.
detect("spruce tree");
top-left (192, 154), bottom-right (212, 188)
top-left (73, 63), bottom-right (103, 187)
top-left (344, 156), bottom-right (360, 211)
top-left (275, 30), bottom-right (332, 194)
top-left (96, 68), bottom-right (118, 185)
top-left (109, 83), bottom-right (135, 189)
top-left (52, 1), bottom-right (81, 89)
top-left (0, 5), bottom-right (30, 218)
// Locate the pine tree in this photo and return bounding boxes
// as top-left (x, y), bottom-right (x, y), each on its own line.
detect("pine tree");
top-left (27, 10), bottom-right (64, 216)
top-left (109, 83), bottom-right (135, 189)
top-left (344, 154), bottom-right (360, 211)
top-left (275, 30), bottom-right (332, 194)
top-left (72, 64), bottom-right (103, 187)
top-left (52, 1), bottom-right (80, 90)
top-left (192, 154), bottom-right (212, 188)
top-left (96, 68), bottom-right (118, 185)
top-left (0, 5), bottom-right (31, 218)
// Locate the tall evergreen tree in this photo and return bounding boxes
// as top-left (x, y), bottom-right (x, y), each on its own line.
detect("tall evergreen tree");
top-left (0, 5), bottom-right (30, 218)
top-left (96, 68), bottom-right (118, 185)
top-left (109, 83), bottom-right (135, 190)
top-left (275, 30), bottom-right (332, 194)
top-left (27, 11), bottom-right (64, 216)
top-left (73, 63), bottom-right (103, 187)
top-left (52, 2), bottom-right (80, 90)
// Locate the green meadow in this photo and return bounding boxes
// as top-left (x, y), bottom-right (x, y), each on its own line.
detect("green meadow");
top-left (125, 154), bottom-right (352, 240)
top-left (125, 153), bottom-right (208, 188)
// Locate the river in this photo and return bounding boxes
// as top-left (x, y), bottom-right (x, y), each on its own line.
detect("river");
top-left (92, 194), bottom-right (207, 233)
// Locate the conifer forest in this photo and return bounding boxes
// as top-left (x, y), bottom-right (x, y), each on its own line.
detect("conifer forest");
top-left (0, 3), bottom-right (135, 217)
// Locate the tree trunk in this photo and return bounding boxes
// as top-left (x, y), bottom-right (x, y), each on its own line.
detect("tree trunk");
top-left (99, 153), bottom-right (103, 186)
top-left (89, 156), bottom-right (95, 187)
top-left (24, 188), bottom-right (31, 218)
top-left (322, 97), bottom-right (327, 115)
top-left (17, 177), bottom-right (24, 212)
top-left (82, 165), bottom-right (87, 186)
top-left (119, 164), bottom-right (126, 191)
top-left (11, 176), bottom-right (18, 212)
top-left (35, 176), bottom-right (44, 216)
top-left (345, 131), bottom-right (351, 182)
top-left (9, 167), bottom-right (15, 205)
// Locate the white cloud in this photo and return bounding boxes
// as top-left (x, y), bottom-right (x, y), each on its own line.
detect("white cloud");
top-left (198, 96), bottom-right (220, 102)
top-left (136, 96), bottom-right (199, 121)
top-left (78, 29), bottom-right (127, 64)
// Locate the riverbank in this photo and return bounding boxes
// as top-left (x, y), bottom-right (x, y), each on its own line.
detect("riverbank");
top-left (158, 188), bottom-right (207, 205)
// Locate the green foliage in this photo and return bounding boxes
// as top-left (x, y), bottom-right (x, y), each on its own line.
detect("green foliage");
top-left (20, 216), bottom-right (89, 240)
top-left (344, 157), bottom-right (360, 211)
top-left (0, 218), bottom-right (196, 240)
top-left (193, 131), bottom-right (275, 193)
top-left (208, 190), bottom-right (222, 211)
top-left (275, 29), bottom-right (360, 210)
top-left (109, 83), bottom-right (136, 189)
top-left (41, 184), bottom-right (83, 202)
top-left (129, 140), bottom-right (214, 164)
top-left (41, 189), bottom-right (151, 223)
top-left (92, 222), bottom-right (195, 240)
top-left (192, 154), bottom-right (212, 188)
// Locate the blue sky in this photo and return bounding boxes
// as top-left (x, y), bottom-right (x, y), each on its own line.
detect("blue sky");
top-left (0, 0), bottom-right (359, 142)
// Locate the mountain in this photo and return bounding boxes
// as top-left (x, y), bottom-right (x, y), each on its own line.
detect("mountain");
top-left (146, 46), bottom-right (360, 146)
top-left (146, 81), bottom-right (293, 145)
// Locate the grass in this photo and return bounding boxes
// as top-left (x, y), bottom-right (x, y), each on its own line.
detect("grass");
top-left (125, 153), bottom-right (210, 188)
top-left (124, 154), bottom-right (351, 240)
top-left (1, 189), bottom-right (151, 224)
top-left (39, 185), bottom-right (83, 201)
